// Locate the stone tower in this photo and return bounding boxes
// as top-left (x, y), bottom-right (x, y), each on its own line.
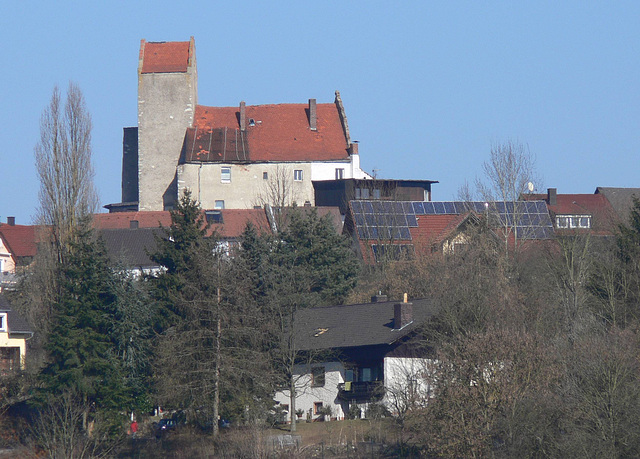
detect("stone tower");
top-left (137, 37), bottom-right (198, 211)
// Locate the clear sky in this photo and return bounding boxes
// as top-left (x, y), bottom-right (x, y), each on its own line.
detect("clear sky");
top-left (1, 1), bottom-right (638, 224)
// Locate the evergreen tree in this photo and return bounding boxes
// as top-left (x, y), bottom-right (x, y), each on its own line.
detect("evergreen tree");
top-left (39, 224), bottom-right (135, 431)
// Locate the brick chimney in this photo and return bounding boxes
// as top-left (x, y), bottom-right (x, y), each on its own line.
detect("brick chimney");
top-left (7, 217), bottom-right (15, 226)
top-left (371, 292), bottom-right (388, 303)
top-left (308, 98), bottom-right (317, 131)
top-left (547, 188), bottom-right (557, 206)
top-left (240, 101), bottom-right (246, 131)
top-left (394, 294), bottom-right (413, 329)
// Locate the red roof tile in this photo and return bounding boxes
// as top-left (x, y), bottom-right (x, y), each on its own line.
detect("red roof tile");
top-left (524, 193), bottom-right (619, 234)
top-left (93, 212), bottom-right (172, 229)
top-left (93, 210), bottom-right (271, 239)
top-left (0, 224), bottom-right (37, 258)
top-left (140, 39), bottom-right (192, 74)
top-left (186, 103), bottom-right (349, 162)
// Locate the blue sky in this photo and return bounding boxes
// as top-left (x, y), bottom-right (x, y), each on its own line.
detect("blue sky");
top-left (1, 1), bottom-right (639, 224)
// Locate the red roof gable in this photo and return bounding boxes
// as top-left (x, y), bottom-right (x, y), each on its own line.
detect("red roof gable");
top-left (186, 103), bottom-right (349, 162)
top-left (0, 224), bottom-right (37, 258)
top-left (140, 39), bottom-right (192, 74)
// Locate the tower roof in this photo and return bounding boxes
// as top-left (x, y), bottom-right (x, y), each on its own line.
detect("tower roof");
top-left (139, 38), bottom-right (194, 74)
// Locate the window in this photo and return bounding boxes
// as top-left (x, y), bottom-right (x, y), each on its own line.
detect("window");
top-left (556, 215), bottom-right (591, 229)
top-left (335, 168), bottom-right (344, 180)
top-left (221, 167), bottom-right (231, 183)
top-left (311, 366), bottom-right (325, 387)
top-left (294, 169), bottom-right (303, 181)
top-left (214, 200), bottom-right (225, 210)
top-left (372, 189), bottom-right (381, 199)
top-left (345, 369), bottom-right (355, 382)
top-left (205, 210), bottom-right (223, 224)
top-left (263, 172), bottom-right (268, 180)
top-left (361, 188), bottom-right (370, 199)
top-left (314, 402), bottom-right (323, 414)
top-left (0, 313), bottom-right (5, 332)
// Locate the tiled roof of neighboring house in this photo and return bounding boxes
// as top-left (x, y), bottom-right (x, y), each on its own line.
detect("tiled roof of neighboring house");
top-left (524, 192), bottom-right (619, 234)
top-left (93, 212), bottom-right (172, 229)
top-left (595, 187), bottom-right (640, 224)
top-left (185, 102), bottom-right (349, 162)
top-left (294, 298), bottom-right (438, 351)
top-left (0, 294), bottom-right (33, 334)
top-left (99, 228), bottom-right (162, 269)
top-left (140, 39), bottom-right (193, 74)
top-left (0, 224), bottom-right (37, 258)
top-left (209, 209), bottom-right (272, 238)
top-left (94, 209), bottom-right (271, 239)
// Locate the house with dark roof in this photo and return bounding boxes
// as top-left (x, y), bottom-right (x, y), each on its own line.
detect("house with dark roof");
top-left (0, 295), bottom-right (33, 372)
top-left (111, 37), bottom-right (371, 213)
top-left (594, 187), bottom-right (640, 226)
top-left (274, 296), bottom-right (439, 422)
top-left (95, 208), bottom-right (275, 273)
top-left (523, 188), bottom-right (620, 236)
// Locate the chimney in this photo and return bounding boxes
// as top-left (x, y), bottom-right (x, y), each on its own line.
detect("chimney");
top-left (130, 220), bottom-right (139, 229)
top-left (309, 98), bottom-right (317, 131)
top-left (547, 188), bottom-right (557, 206)
top-left (7, 217), bottom-right (15, 226)
top-left (348, 142), bottom-right (358, 155)
top-left (240, 101), bottom-right (246, 131)
top-left (371, 292), bottom-right (388, 303)
top-left (394, 294), bottom-right (413, 329)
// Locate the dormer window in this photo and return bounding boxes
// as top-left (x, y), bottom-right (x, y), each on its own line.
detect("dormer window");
top-left (556, 215), bottom-right (591, 229)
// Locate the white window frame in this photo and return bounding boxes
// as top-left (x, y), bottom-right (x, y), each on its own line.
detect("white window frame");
top-left (0, 313), bottom-right (7, 332)
top-left (221, 167), bottom-right (231, 183)
top-left (214, 200), bottom-right (225, 210)
top-left (294, 169), bottom-right (303, 182)
top-left (335, 168), bottom-right (344, 180)
top-left (556, 214), bottom-right (591, 229)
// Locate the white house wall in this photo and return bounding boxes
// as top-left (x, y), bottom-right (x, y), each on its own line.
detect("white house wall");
top-left (274, 361), bottom-right (345, 423)
top-left (383, 357), bottom-right (434, 415)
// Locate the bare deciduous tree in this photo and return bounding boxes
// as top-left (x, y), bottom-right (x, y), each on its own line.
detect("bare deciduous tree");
top-left (476, 141), bottom-right (540, 255)
top-left (35, 83), bottom-right (98, 262)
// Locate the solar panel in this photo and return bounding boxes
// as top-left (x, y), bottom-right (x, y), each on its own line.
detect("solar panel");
top-left (422, 201), bottom-right (434, 214)
top-left (350, 199), bottom-right (554, 242)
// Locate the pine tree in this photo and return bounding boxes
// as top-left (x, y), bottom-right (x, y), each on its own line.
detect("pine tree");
top-left (39, 224), bottom-right (134, 431)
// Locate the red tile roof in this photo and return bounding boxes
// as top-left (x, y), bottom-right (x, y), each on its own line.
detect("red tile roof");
top-left (185, 103), bottom-right (349, 162)
top-left (524, 193), bottom-right (619, 234)
top-left (93, 210), bottom-right (271, 239)
top-left (208, 209), bottom-right (271, 238)
top-left (93, 212), bottom-right (172, 229)
top-left (140, 39), bottom-right (193, 74)
top-left (0, 224), bottom-right (37, 258)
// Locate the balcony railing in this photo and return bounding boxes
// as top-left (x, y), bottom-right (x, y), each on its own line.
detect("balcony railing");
top-left (337, 381), bottom-right (384, 401)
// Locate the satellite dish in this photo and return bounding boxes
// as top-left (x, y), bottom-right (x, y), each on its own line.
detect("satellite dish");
top-left (527, 182), bottom-right (534, 192)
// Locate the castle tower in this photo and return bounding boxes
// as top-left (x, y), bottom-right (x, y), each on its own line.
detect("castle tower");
top-left (137, 37), bottom-right (197, 211)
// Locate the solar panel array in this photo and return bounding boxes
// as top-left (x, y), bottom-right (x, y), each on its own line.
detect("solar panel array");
top-left (350, 200), bottom-right (554, 241)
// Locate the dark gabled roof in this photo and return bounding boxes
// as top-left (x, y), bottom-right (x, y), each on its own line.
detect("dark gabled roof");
top-left (595, 187), bottom-right (640, 224)
top-left (99, 228), bottom-right (162, 269)
top-left (294, 298), bottom-right (438, 351)
top-left (0, 294), bottom-right (33, 334)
